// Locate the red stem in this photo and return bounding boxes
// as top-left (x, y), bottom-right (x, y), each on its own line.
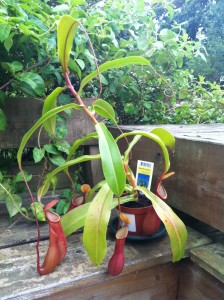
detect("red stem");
top-left (64, 72), bottom-right (98, 125)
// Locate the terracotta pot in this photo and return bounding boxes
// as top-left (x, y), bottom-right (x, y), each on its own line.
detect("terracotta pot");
top-left (119, 204), bottom-right (161, 237)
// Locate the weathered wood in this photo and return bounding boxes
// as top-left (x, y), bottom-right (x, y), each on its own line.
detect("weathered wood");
top-left (109, 124), bottom-right (224, 232)
top-left (0, 97), bottom-right (98, 148)
top-left (178, 259), bottom-right (224, 300)
top-left (39, 263), bottom-right (180, 300)
top-left (0, 218), bottom-right (49, 249)
top-left (84, 145), bottom-right (103, 186)
top-left (0, 227), bottom-right (212, 299)
top-left (190, 243), bottom-right (224, 284)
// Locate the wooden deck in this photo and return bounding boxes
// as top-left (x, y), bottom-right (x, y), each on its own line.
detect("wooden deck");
top-left (0, 216), bottom-right (213, 300)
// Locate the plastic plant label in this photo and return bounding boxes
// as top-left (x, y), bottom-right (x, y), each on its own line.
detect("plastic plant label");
top-left (136, 160), bottom-right (154, 190)
top-left (121, 213), bottom-right (136, 232)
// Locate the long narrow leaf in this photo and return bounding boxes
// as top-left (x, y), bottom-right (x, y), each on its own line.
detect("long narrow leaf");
top-left (58, 15), bottom-right (79, 72)
top-left (17, 103), bottom-right (81, 168)
top-left (61, 194), bottom-right (134, 237)
top-left (83, 183), bottom-right (113, 265)
top-left (137, 186), bottom-right (188, 262)
top-left (37, 154), bottom-right (100, 200)
top-left (150, 128), bottom-right (175, 152)
top-left (123, 135), bottom-right (142, 164)
top-left (78, 56), bottom-right (151, 94)
top-left (66, 132), bottom-right (98, 162)
top-left (96, 122), bottom-right (126, 196)
top-left (116, 131), bottom-right (171, 173)
top-left (42, 87), bottom-right (65, 134)
top-left (93, 99), bottom-right (116, 123)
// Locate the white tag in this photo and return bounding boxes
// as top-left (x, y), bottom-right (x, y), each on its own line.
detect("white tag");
top-left (121, 213), bottom-right (136, 232)
top-left (136, 160), bottom-right (154, 190)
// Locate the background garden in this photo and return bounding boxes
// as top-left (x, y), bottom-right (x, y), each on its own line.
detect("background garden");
top-left (0, 0), bottom-right (223, 218)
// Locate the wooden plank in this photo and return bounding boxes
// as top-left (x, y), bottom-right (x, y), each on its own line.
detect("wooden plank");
top-left (40, 263), bottom-right (180, 300)
top-left (0, 98), bottom-right (98, 148)
top-left (112, 124), bottom-right (224, 145)
top-left (109, 124), bottom-right (224, 232)
top-left (0, 227), bottom-right (212, 299)
top-left (84, 145), bottom-right (103, 186)
top-left (190, 243), bottom-right (224, 284)
top-left (178, 260), bottom-right (224, 300)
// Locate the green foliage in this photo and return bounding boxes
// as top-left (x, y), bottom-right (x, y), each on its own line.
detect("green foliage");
top-left (96, 123), bottom-right (126, 197)
top-left (0, 0), bottom-right (223, 130)
top-left (83, 183), bottom-right (113, 265)
top-left (137, 186), bottom-right (187, 262)
top-left (0, 170), bottom-right (32, 218)
top-left (0, 0), bottom-right (57, 97)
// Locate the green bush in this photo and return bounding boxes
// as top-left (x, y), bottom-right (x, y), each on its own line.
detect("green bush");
top-left (0, 0), bottom-right (223, 130)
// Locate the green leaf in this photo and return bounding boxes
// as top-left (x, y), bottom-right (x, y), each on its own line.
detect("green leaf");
top-left (58, 15), bottom-right (79, 72)
top-left (0, 109), bottom-right (6, 131)
top-left (12, 80), bottom-right (37, 97)
top-left (116, 130), bottom-right (171, 173)
top-left (33, 147), bottom-right (45, 163)
top-left (61, 194), bottom-right (134, 237)
top-left (135, 0), bottom-right (144, 13)
top-left (68, 59), bottom-right (81, 79)
top-left (166, 5), bottom-right (174, 21)
top-left (37, 154), bottom-right (100, 199)
top-left (96, 123), bottom-right (126, 196)
top-left (66, 132), bottom-right (98, 162)
top-left (61, 202), bottom-right (91, 236)
top-left (6, 194), bottom-right (22, 218)
top-left (71, 0), bottom-right (87, 5)
top-left (150, 128), bottom-right (175, 152)
top-left (179, 88), bottom-right (189, 100)
top-left (0, 24), bottom-right (11, 42)
top-left (49, 155), bottom-right (66, 166)
top-left (30, 202), bottom-right (46, 221)
top-left (52, 4), bottom-right (69, 12)
top-left (54, 140), bottom-right (70, 155)
top-left (0, 171), bottom-right (3, 183)
top-left (56, 200), bottom-right (67, 215)
top-left (0, 91), bottom-right (7, 105)
top-left (83, 183), bottom-right (113, 265)
top-left (100, 74), bottom-right (108, 85)
top-left (159, 29), bottom-right (176, 41)
top-left (137, 186), bottom-right (188, 262)
top-left (75, 58), bottom-right (85, 70)
top-left (123, 135), bottom-right (142, 164)
top-left (44, 144), bottom-right (61, 155)
top-left (1, 61), bottom-right (23, 76)
top-left (13, 171), bottom-right (32, 184)
top-left (93, 99), bottom-right (116, 122)
top-left (42, 87), bottom-right (65, 134)
top-left (124, 103), bottom-right (135, 114)
top-left (17, 72), bottom-right (45, 96)
top-left (78, 56), bottom-right (151, 94)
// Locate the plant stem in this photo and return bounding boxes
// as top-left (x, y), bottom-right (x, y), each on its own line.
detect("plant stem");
top-left (64, 72), bottom-right (98, 125)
